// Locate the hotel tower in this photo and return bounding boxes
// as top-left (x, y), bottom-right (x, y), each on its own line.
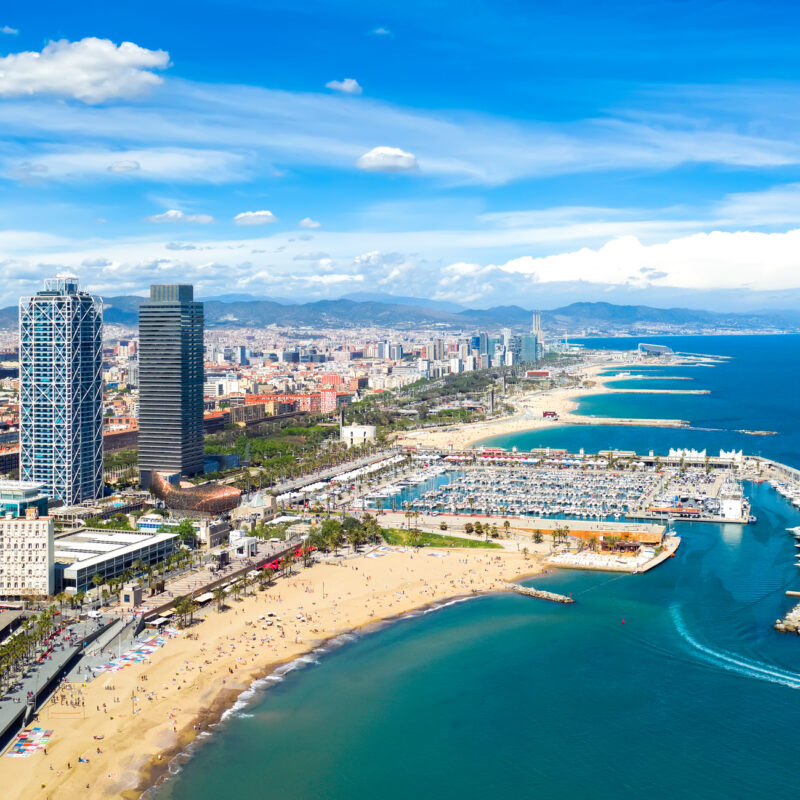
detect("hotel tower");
top-left (19, 275), bottom-right (104, 504)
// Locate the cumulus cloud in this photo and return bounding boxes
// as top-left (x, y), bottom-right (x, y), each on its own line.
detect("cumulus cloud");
top-left (1, 25), bottom-right (18, 34)
top-left (0, 37), bottom-right (169, 103)
top-left (299, 217), bottom-right (321, 229)
top-left (293, 251), bottom-right (330, 261)
top-left (325, 78), bottom-right (363, 95)
top-left (107, 159), bottom-right (141, 173)
top-left (356, 146), bottom-right (418, 172)
top-left (165, 241), bottom-right (197, 251)
top-left (146, 209), bottom-right (214, 224)
top-left (372, 27), bottom-right (392, 36)
top-left (81, 257), bottom-right (112, 267)
top-left (439, 229), bottom-right (800, 294)
top-left (233, 210), bottom-right (277, 226)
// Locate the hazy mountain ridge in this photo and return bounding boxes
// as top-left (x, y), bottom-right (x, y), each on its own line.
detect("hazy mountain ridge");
top-left (0, 295), bottom-right (796, 333)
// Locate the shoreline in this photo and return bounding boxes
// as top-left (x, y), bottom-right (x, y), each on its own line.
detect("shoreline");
top-left (1, 549), bottom-right (542, 799)
top-left (134, 588), bottom-right (492, 797)
top-left (395, 358), bottom-right (696, 451)
top-left (137, 563), bottom-right (545, 798)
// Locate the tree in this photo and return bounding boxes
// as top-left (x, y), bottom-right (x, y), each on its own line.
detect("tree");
top-left (91, 573), bottom-right (104, 593)
top-left (464, 522), bottom-right (474, 535)
top-left (439, 521), bottom-right (448, 531)
top-left (473, 521), bottom-right (483, 536)
top-left (503, 520), bottom-right (511, 537)
top-left (175, 519), bottom-right (197, 547)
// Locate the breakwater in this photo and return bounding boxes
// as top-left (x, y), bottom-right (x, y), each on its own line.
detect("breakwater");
top-left (505, 584), bottom-right (575, 603)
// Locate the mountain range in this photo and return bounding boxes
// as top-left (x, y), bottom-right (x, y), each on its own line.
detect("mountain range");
top-left (1, 294), bottom-right (797, 333)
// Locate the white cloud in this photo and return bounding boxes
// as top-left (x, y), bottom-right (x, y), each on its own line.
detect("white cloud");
top-left (356, 146), bottom-right (418, 172)
top-left (146, 209), bottom-right (214, 224)
top-left (0, 37), bottom-right (169, 103)
top-left (325, 78), bottom-right (362, 95)
top-left (81, 257), bottom-right (112, 267)
top-left (372, 27), bottom-right (392, 36)
top-left (293, 251), bottom-right (330, 260)
top-left (107, 159), bottom-right (141, 173)
top-left (299, 217), bottom-right (321, 229)
top-left (233, 210), bottom-right (277, 226)
top-left (165, 241), bottom-right (197, 251)
top-left (3, 78), bottom-right (800, 187)
top-left (1, 25), bottom-right (18, 34)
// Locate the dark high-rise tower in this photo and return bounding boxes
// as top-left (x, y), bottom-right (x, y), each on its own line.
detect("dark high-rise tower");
top-left (138, 285), bottom-right (204, 489)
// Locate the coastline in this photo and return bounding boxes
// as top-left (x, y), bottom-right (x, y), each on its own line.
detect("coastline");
top-left (395, 359), bottom-right (695, 451)
top-left (2, 548), bottom-right (542, 800)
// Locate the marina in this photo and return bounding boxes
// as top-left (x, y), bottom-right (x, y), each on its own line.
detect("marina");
top-left (360, 450), bottom-right (753, 525)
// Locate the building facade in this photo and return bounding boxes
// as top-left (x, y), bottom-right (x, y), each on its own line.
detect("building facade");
top-left (19, 275), bottom-right (104, 504)
top-left (0, 480), bottom-right (49, 517)
top-left (138, 285), bottom-right (205, 489)
top-left (0, 507), bottom-right (55, 598)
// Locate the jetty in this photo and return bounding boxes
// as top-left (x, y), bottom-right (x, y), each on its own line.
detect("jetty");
top-left (505, 584), bottom-right (575, 604)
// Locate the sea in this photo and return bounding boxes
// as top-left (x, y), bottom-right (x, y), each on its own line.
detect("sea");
top-left (157, 335), bottom-right (800, 800)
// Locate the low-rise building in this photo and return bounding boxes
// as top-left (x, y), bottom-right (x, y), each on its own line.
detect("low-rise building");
top-left (0, 480), bottom-right (49, 517)
top-left (54, 529), bottom-right (178, 592)
top-left (0, 507), bottom-right (55, 598)
top-left (340, 424), bottom-right (376, 448)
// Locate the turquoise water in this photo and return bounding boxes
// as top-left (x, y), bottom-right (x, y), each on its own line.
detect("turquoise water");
top-left (158, 335), bottom-right (800, 799)
top-left (486, 334), bottom-right (800, 466)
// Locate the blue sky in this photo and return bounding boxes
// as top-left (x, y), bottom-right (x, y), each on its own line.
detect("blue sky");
top-left (3, 0), bottom-right (800, 309)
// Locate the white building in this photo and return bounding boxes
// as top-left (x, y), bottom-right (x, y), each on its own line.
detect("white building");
top-left (54, 529), bottom-right (178, 593)
top-left (0, 508), bottom-right (55, 598)
top-left (340, 424), bottom-right (377, 448)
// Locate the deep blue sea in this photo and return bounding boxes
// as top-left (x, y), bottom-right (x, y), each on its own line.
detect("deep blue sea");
top-left (158, 335), bottom-right (800, 800)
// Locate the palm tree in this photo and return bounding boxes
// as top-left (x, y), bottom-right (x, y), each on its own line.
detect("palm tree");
top-left (503, 520), bottom-right (511, 537)
top-left (173, 596), bottom-right (194, 628)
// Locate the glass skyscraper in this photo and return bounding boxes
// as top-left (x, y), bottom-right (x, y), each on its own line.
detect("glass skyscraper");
top-left (19, 275), bottom-right (104, 504)
top-left (138, 284), bottom-right (204, 490)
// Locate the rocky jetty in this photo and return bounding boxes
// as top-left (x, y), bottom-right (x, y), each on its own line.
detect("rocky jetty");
top-left (506, 584), bottom-right (575, 604)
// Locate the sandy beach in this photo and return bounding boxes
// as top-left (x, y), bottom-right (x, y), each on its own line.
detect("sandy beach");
top-left (395, 360), bottom-right (695, 451)
top-left (2, 548), bottom-right (540, 800)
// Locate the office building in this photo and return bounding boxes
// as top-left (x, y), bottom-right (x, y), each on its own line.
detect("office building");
top-left (519, 332), bottom-right (539, 364)
top-left (0, 507), bottom-right (55, 598)
top-left (19, 275), bottom-right (103, 504)
top-left (138, 285), bottom-right (204, 489)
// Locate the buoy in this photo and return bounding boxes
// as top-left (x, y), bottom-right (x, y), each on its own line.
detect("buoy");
top-left (621, 619), bottom-right (625, 625)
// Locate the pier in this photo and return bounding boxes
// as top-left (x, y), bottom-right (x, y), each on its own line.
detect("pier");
top-left (506, 584), bottom-right (575, 603)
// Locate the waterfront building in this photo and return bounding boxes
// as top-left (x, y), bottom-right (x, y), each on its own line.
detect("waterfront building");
top-left (19, 275), bottom-right (103, 504)
top-left (138, 285), bottom-right (204, 490)
top-left (0, 480), bottom-right (49, 517)
top-left (54, 528), bottom-right (178, 592)
top-left (0, 507), bottom-right (55, 598)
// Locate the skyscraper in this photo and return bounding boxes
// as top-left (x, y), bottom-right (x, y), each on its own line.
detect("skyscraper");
top-left (19, 275), bottom-right (103, 504)
top-left (138, 285), bottom-right (204, 490)
top-left (519, 332), bottom-right (539, 363)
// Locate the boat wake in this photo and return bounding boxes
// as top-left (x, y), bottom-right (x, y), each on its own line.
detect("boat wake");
top-left (670, 604), bottom-right (800, 690)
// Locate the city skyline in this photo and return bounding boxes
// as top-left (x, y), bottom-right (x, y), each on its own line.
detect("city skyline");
top-left (2, 3), bottom-right (800, 309)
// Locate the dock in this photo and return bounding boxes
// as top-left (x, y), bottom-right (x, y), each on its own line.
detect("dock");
top-left (505, 584), bottom-right (575, 603)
